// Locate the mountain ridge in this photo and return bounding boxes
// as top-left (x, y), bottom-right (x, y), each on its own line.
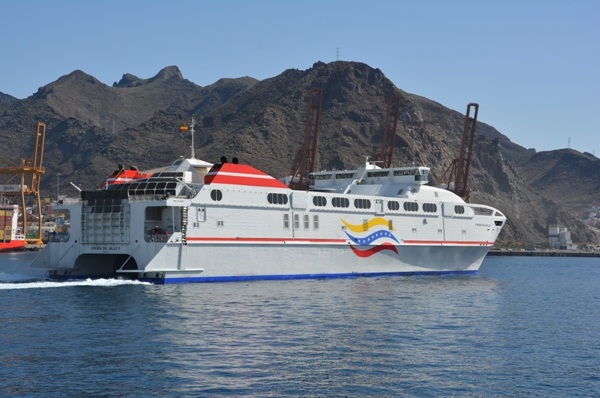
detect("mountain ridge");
top-left (0, 61), bottom-right (597, 245)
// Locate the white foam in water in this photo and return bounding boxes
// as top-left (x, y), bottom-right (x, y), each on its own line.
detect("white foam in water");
top-left (0, 276), bottom-right (151, 290)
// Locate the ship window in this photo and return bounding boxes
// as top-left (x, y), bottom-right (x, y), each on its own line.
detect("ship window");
top-left (454, 205), bottom-right (465, 214)
top-left (394, 169), bottom-right (416, 176)
top-left (294, 214), bottom-right (300, 229)
top-left (210, 189), bottom-right (223, 201)
top-left (403, 202), bottom-right (419, 212)
top-left (335, 173), bottom-right (354, 179)
top-left (283, 213), bottom-right (289, 229)
top-left (332, 197), bottom-right (350, 208)
top-left (268, 193), bottom-right (288, 205)
top-left (353, 198), bottom-right (371, 209)
top-left (303, 214), bottom-right (309, 229)
top-left (423, 203), bottom-right (438, 213)
top-left (387, 201), bottom-right (400, 211)
top-left (196, 207), bottom-right (206, 222)
top-left (313, 215), bottom-right (319, 229)
top-left (374, 171), bottom-right (389, 177)
top-left (314, 174), bottom-right (332, 180)
top-left (313, 196), bottom-right (327, 207)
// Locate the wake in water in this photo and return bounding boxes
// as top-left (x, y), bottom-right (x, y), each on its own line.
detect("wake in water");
top-left (0, 278), bottom-right (151, 290)
top-left (0, 252), bottom-right (151, 289)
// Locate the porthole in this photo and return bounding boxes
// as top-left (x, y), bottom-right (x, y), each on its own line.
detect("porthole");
top-left (210, 189), bottom-right (223, 201)
top-left (353, 198), bottom-right (372, 209)
top-left (268, 193), bottom-right (289, 205)
top-left (313, 196), bottom-right (327, 207)
top-left (332, 197), bottom-right (350, 208)
top-left (423, 203), bottom-right (438, 213)
top-left (403, 202), bottom-right (419, 212)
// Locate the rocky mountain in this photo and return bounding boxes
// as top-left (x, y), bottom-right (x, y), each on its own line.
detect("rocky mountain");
top-left (0, 91), bottom-right (16, 104)
top-left (0, 61), bottom-right (597, 246)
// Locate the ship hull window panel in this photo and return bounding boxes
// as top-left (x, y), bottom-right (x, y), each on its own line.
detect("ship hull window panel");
top-left (332, 197), bottom-right (350, 208)
top-left (423, 203), bottom-right (438, 213)
top-left (354, 198), bottom-right (372, 209)
top-left (403, 202), bottom-right (419, 212)
top-left (388, 201), bottom-right (400, 211)
top-left (313, 196), bottom-right (327, 207)
top-left (196, 207), bottom-right (206, 222)
top-left (283, 213), bottom-right (290, 229)
top-left (210, 189), bottom-right (223, 201)
top-left (268, 193), bottom-right (289, 205)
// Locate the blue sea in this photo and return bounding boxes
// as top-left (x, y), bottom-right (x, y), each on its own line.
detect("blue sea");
top-left (0, 252), bottom-right (598, 397)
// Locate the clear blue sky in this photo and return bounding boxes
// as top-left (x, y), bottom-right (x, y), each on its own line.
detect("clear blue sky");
top-left (1, 0), bottom-right (598, 155)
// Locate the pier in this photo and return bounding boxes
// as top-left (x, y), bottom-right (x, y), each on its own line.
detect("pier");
top-left (488, 249), bottom-right (600, 258)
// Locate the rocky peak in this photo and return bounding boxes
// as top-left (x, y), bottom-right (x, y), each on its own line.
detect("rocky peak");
top-left (113, 66), bottom-right (184, 88)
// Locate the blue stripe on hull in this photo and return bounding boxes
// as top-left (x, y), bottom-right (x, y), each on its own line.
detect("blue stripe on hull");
top-left (140, 270), bottom-right (478, 284)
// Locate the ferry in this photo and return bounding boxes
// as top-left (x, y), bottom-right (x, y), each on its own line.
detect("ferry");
top-left (31, 138), bottom-right (506, 283)
top-left (0, 204), bottom-right (26, 252)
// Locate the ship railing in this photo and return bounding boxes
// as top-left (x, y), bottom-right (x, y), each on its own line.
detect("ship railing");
top-left (127, 193), bottom-right (192, 202)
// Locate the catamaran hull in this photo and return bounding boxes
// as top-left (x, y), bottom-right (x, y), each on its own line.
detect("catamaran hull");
top-left (41, 241), bottom-right (490, 284)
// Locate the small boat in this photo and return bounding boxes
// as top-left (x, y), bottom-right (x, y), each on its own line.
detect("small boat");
top-left (0, 204), bottom-right (26, 252)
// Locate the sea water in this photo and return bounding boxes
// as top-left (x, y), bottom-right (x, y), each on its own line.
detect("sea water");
top-left (0, 252), bottom-right (598, 397)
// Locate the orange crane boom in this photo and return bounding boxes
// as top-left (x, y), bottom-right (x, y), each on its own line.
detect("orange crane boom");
top-left (0, 122), bottom-right (46, 245)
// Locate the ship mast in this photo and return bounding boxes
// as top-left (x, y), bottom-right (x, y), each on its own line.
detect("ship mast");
top-left (179, 116), bottom-right (197, 159)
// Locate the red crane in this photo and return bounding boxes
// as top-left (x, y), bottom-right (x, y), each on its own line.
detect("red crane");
top-left (377, 95), bottom-right (401, 168)
top-left (442, 103), bottom-right (479, 202)
top-left (286, 88), bottom-right (323, 190)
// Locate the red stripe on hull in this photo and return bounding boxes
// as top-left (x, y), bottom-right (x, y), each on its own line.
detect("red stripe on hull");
top-left (186, 237), bottom-right (346, 244)
top-left (402, 240), bottom-right (493, 246)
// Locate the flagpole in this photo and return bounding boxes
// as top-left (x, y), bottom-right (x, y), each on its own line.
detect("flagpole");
top-left (190, 116), bottom-right (195, 159)
top-left (180, 117), bottom-right (196, 159)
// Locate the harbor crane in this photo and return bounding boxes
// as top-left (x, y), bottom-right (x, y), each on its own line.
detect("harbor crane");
top-left (376, 95), bottom-right (401, 168)
top-left (286, 88), bottom-right (323, 190)
top-left (0, 122), bottom-right (46, 245)
top-left (441, 103), bottom-right (479, 202)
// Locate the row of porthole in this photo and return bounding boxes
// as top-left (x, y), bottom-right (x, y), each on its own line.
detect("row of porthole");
top-left (212, 189), bottom-right (453, 215)
top-left (212, 190), bottom-right (290, 205)
top-left (314, 196), bottom-right (372, 209)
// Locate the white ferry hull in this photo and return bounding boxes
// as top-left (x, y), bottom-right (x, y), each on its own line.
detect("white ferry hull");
top-left (32, 158), bottom-right (506, 284)
top-left (38, 240), bottom-right (490, 284)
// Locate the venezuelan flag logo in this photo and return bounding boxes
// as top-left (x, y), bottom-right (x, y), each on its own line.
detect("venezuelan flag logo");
top-left (341, 217), bottom-right (399, 257)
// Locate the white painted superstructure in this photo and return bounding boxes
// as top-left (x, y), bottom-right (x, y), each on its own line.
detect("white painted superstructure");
top-left (32, 156), bottom-right (506, 283)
